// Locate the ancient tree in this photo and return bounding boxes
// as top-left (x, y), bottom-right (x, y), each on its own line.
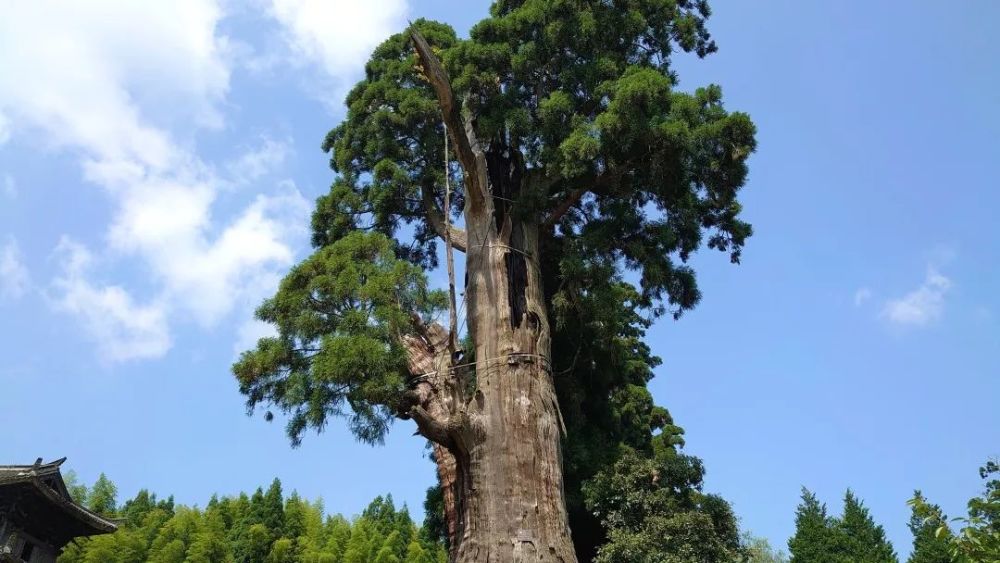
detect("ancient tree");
top-left (235, 2), bottom-right (755, 562)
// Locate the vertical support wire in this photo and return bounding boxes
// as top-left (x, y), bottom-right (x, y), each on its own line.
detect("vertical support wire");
top-left (444, 121), bottom-right (459, 354)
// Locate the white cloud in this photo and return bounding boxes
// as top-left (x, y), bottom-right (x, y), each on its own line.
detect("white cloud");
top-left (59, 155), bottom-right (309, 335)
top-left (854, 287), bottom-right (872, 307)
top-left (50, 238), bottom-right (171, 362)
top-left (226, 137), bottom-right (291, 186)
top-left (2, 174), bottom-right (15, 199)
top-left (1, 238), bottom-right (30, 300)
top-left (234, 318), bottom-right (278, 357)
top-left (0, 0), bottom-right (310, 361)
top-left (881, 268), bottom-right (952, 327)
top-left (269, 0), bottom-right (408, 77)
top-left (0, 1), bottom-right (231, 161)
top-left (264, 0), bottom-right (409, 108)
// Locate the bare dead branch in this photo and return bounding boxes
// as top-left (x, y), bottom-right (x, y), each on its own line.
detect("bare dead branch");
top-left (410, 27), bottom-right (490, 214)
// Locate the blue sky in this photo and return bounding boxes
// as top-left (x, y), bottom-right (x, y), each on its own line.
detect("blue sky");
top-left (0, 0), bottom-right (997, 557)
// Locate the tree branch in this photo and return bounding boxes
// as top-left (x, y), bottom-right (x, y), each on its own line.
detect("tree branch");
top-left (543, 187), bottom-right (587, 227)
top-left (421, 180), bottom-right (467, 252)
top-left (542, 170), bottom-right (623, 227)
top-left (410, 27), bottom-right (490, 214)
top-left (410, 406), bottom-right (455, 447)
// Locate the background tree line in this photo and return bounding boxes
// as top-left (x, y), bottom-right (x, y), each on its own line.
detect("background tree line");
top-left (57, 475), bottom-right (447, 563)
top-left (56, 456), bottom-right (997, 562)
top-left (786, 459), bottom-right (999, 563)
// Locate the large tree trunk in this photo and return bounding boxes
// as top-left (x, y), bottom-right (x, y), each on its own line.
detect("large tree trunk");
top-left (454, 212), bottom-right (574, 562)
top-left (403, 183), bottom-right (576, 563)
top-left (402, 228), bottom-right (574, 562)
top-left (403, 29), bottom-right (577, 563)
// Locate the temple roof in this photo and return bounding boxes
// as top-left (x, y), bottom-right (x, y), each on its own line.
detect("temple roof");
top-left (0, 458), bottom-right (117, 542)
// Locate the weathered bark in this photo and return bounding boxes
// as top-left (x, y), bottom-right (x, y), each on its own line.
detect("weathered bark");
top-left (404, 29), bottom-right (578, 563)
top-left (401, 321), bottom-right (463, 554)
top-left (452, 210), bottom-right (574, 563)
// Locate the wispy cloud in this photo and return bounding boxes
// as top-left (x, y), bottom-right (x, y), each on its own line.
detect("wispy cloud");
top-left (226, 137), bottom-right (291, 187)
top-left (266, 0), bottom-right (409, 106)
top-left (49, 238), bottom-right (171, 362)
top-left (0, 1), bottom-right (410, 362)
top-left (0, 237), bottom-right (30, 300)
top-left (0, 0), bottom-right (309, 361)
top-left (269, 0), bottom-right (408, 77)
top-left (0, 2), bottom-right (232, 153)
top-left (881, 268), bottom-right (952, 328)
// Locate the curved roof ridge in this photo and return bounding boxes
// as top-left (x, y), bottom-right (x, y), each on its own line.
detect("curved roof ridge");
top-left (0, 458), bottom-right (118, 535)
top-left (29, 479), bottom-right (118, 533)
top-left (0, 457), bottom-right (67, 473)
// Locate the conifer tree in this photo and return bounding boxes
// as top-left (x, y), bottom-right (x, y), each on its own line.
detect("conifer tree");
top-left (788, 489), bottom-right (833, 563)
top-left (249, 487), bottom-right (266, 520)
top-left (122, 490), bottom-right (157, 527)
top-left (228, 492), bottom-right (253, 556)
top-left (789, 489), bottom-right (898, 563)
top-left (833, 490), bottom-right (897, 563)
top-left (262, 478), bottom-right (287, 538)
top-left (394, 505), bottom-right (416, 554)
top-left (211, 495), bottom-right (238, 533)
top-left (364, 495), bottom-right (398, 533)
top-left (906, 491), bottom-right (951, 563)
top-left (234, 2), bottom-right (755, 560)
top-left (284, 492), bottom-right (307, 539)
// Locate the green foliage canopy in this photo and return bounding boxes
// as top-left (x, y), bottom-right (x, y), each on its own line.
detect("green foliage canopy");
top-left (908, 460), bottom-right (1000, 563)
top-left (581, 418), bottom-right (742, 563)
top-left (788, 488), bottom-right (897, 563)
top-left (742, 532), bottom-right (789, 563)
top-left (906, 491), bottom-right (952, 563)
top-left (234, 231), bottom-right (445, 445)
top-left (239, 0), bottom-right (754, 448)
